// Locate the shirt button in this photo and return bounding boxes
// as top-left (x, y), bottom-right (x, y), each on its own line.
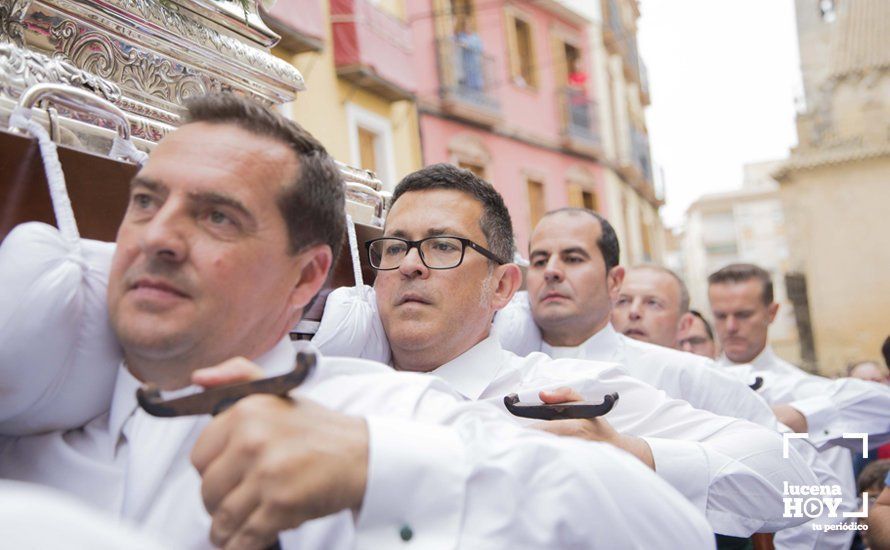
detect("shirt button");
top-left (400, 524), bottom-right (413, 542)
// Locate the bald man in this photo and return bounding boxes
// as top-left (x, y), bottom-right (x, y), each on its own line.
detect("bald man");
top-left (611, 265), bottom-right (718, 358)
top-left (612, 264), bottom-right (692, 348)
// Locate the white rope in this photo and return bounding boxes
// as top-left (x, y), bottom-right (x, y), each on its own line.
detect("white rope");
top-left (109, 135), bottom-right (148, 165)
top-left (345, 213), bottom-right (363, 287)
top-left (9, 106), bottom-right (81, 245)
top-left (513, 251), bottom-right (530, 268)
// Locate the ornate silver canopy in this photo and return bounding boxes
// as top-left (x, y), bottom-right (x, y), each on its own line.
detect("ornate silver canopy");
top-left (1, 0), bottom-right (304, 147)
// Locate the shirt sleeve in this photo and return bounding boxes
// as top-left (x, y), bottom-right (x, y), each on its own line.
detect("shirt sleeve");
top-left (0, 480), bottom-right (166, 550)
top-left (773, 428), bottom-right (858, 550)
top-left (350, 379), bottom-right (715, 550)
top-left (672, 359), bottom-right (779, 429)
top-left (643, 436), bottom-right (710, 512)
top-left (786, 377), bottom-right (890, 450)
top-left (522, 360), bottom-right (819, 537)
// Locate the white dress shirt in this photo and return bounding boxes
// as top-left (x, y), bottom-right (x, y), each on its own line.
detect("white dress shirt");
top-left (718, 346), bottom-right (890, 451)
top-left (0, 480), bottom-right (165, 549)
top-left (0, 338), bottom-right (715, 549)
top-left (718, 346), bottom-right (890, 549)
top-left (526, 322), bottom-right (850, 549)
top-left (428, 334), bottom-right (817, 537)
top-left (540, 323), bottom-right (778, 429)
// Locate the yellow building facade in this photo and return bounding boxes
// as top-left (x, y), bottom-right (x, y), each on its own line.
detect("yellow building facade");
top-left (267, 0), bottom-right (422, 190)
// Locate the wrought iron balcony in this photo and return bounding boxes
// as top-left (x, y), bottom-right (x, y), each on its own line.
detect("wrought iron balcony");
top-left (557, 87), bottom-right (601, 156)
top-left (435, 35), bottom-right (501, 126)
top-left (631, 127), bottom-right (653, 183)
top-left (603, 0), bottom-right (624, 53)
top-left (639, 57), bottom-right (650, 105)
top-left (623, 37), bottom-right (641, 84)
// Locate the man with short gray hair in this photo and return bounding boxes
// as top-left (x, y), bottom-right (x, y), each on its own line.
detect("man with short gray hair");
top-left (612, 264), bottom-right (692, 348)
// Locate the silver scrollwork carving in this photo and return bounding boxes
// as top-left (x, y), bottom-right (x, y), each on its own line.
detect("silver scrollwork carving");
top-left (0, 0), bottom-right (31, 46)
top-left (129, 116), bottom-right (172, 141)
top-left (112, 0), bottom-right (303, 90)
top-left (49, 19), bottom-right (220, 105)
top-left (0, 41), bottom-right (122, 101)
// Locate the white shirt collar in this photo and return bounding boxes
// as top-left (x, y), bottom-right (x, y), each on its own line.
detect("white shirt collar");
top-left (258, 336), bottom-right (308, 376)
top-left (108, 337), bottom-right (298, 450)
top-left (719, 344), bottom-right (777, 370)
top-left (431, 334), bottom-right (506, 401)
top-left (718, 344), bottom-right (808, 383)
top-left (108, 364), bottom-right (143, 450)
top-left (749, 345), bottom-right (778, 369)
top-left (542, 323), bottom-right (622, 361)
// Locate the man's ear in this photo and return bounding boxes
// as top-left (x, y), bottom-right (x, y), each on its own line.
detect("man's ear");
top-left (606, 266), bottom-right (625, 302)
top-left (285, 244), bottom-right (333, 318)
top-left (767, 301), bottom-right (779, 324)
top-left (490, 263), bottom-right (523, 311)
top-left (677, 312), bottom-right (695, 335)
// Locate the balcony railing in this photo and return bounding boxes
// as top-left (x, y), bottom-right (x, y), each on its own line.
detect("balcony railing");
top-left (631, 127), bottom-right (653, 183)
top-left (639, 57), bottom-right (650, 104)
top-left (558, 87), bottom-right (600, 148)
top-left (331, 0), bottom-right (416, 100)
top-left (624, 36), bottom-right (641, 84)
top-left (436, 36), bottom-right (501, 125)
top-left (603, 0), bottom-right (625, 52)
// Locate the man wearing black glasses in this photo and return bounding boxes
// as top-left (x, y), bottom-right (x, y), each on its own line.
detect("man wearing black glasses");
top-left (366, 163), bottom-right (819, 539)
top-left (368, 164), bottom-right (517, 374)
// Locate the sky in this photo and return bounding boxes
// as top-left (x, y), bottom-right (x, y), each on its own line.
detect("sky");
top-left (636, 0), bottom-right (803, 228)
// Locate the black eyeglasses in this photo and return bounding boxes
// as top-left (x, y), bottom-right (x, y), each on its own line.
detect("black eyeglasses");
top-left (366, 236), bottom-right (506, 270)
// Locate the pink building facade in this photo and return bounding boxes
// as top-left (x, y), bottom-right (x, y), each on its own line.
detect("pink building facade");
top-left (408, 0), bottom-right (605, 251)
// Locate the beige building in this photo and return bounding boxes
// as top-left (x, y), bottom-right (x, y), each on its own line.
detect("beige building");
top-left (773, 0), bottom-right (890, 375)
top-left (682, 161), bottom-right (802, 366)
top-left (662, 226), bottom-right (684, 277)
top-left (561, 0), bottom-right (665, 264)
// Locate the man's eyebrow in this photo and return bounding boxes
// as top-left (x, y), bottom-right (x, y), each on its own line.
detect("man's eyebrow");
top-left (387, 227), bottom-right (468, 239)
top-left (187, 191), bottom-right (257, 227)
top-left (129, 176), bottom-right (166, 194)
top-left (529, 249), bottom-right (550, 258)
top-left (425, 227), bottom-right (467, 238)
top-left (560, 247), bottom-right (591, 258)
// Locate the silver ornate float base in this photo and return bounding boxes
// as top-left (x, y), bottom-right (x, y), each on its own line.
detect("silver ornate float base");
top-left (0, 0), bottom-right (304, 149)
